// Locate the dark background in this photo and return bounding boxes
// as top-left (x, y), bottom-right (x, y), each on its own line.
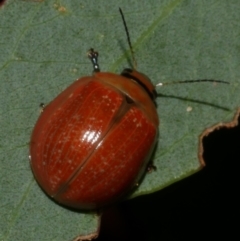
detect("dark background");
top-left (97, 117), bottom-right (240, 240)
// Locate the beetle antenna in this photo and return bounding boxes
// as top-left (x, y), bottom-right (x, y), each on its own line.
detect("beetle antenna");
top-left (88, 48), bottom-right (100, 73)
top-left (156, 79), bottom-right (230, 87)
top-left (119, 8), bottom-right (137, 69)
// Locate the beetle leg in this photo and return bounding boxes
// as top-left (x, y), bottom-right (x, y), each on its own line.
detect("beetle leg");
top-left (88, 48), bottom-right (100, 73)
top-left (39, 103), bottom-right (45, 113)
top-left (147, 162), bottom-right (157, 173)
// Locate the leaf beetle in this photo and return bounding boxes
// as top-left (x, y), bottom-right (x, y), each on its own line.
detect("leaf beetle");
top-left (29, 9), bottom-right (228, 210)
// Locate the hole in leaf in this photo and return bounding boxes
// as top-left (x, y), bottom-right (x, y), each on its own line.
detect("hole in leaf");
top-left (202, 114), bottom-right (240, 188)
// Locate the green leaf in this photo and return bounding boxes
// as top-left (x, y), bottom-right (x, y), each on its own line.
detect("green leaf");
top-left (0, 0), bottom-right (239, 240)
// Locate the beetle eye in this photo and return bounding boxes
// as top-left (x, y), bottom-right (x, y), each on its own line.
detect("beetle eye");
top-left (125, 95), bottom-right (134, 104)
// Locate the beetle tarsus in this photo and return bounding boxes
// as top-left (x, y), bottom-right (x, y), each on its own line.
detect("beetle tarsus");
top-left (39, 103), bottom-right (45, 112)
top-left (88, 48), bottom-right (100, 73)
top-left (147, 162), bottom-right (157, 173)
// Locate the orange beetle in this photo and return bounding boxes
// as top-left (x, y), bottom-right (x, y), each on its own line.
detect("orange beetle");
top-left (30, 9), bottom-right (228, 210)
top-left (30, 10), bottom-right (159, 210)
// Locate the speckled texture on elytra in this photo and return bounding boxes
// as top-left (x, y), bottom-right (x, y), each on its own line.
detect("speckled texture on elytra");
top-left (30, 72), bottom-right (158, 210)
